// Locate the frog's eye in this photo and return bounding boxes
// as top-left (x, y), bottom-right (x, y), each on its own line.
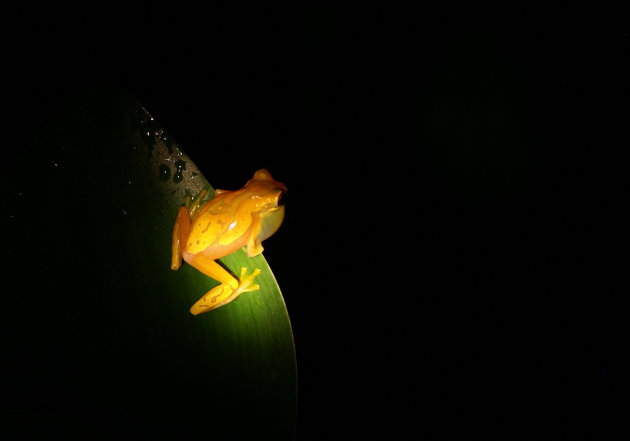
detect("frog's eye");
top-left (276, 189), bottom-right (285, 207)
top-left (253, 169), bottom-right (272, 181)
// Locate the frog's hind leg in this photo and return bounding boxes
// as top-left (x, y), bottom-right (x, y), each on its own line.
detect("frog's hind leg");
top-left (187, 257), bottom-right (261, 315)
top-left (203, 266), bottom-right (261, 313)
top-left (187, 257), bottom-right (238, 314)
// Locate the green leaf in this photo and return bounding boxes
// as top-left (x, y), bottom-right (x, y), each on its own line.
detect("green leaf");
top-left (0, 80), bottom-right (296, 440)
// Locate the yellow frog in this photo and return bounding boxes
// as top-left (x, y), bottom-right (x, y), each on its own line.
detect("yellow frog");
top-left (171, 169), bottom-right (286, 315)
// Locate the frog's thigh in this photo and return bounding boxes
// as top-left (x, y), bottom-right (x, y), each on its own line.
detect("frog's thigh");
top-left (171, 207), bottom-right (192, 270)
top-left (187, 255), bottom-right (239, 290)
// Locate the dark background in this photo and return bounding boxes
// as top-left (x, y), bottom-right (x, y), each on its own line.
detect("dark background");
top-left (4, 3), bottom-right (622, 440)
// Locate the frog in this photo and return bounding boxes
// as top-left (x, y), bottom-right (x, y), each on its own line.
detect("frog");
top-left (171, 169), bottom-right (287, 315)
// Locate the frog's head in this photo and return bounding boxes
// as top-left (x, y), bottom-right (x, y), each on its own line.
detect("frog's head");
top-left (246, 169), bottom-right (287, 241)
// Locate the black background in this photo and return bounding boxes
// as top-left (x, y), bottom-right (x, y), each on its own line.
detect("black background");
top-left (4, 3), bottom-right (622, 440)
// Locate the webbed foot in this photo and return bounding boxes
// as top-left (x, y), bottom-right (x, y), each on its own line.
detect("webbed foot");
top-left (235, 267), bottom-right (261, 294)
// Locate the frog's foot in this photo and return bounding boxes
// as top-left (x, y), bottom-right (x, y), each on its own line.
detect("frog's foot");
top-left (234, 267), bottom-right (261, 295)
top-left (189, 267), bottom-right (261, 315)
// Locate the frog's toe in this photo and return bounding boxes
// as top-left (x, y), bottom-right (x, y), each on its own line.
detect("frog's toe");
top-left (236, 267), bottom-right (261, 294)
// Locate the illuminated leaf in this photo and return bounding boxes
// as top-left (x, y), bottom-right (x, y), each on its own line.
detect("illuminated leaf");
top-left (0, 80), bottom-right (296, 440)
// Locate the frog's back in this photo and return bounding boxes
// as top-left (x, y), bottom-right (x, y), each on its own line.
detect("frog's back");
top-left (184, 190), bottom-right (253, 258)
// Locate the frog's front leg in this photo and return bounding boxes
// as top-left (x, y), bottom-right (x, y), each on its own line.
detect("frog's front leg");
top-left (187, 255), bottom-right (261, 315)
top-left (186, 188), bottom-right (208, 219)
top-left (171, 190), bottom-right (209, 271)
top-left (171, 206), bottom-right (192, 271)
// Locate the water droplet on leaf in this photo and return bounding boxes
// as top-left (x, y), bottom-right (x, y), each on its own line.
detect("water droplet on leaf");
top-left (158, 164), bottom-right (171, 181)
